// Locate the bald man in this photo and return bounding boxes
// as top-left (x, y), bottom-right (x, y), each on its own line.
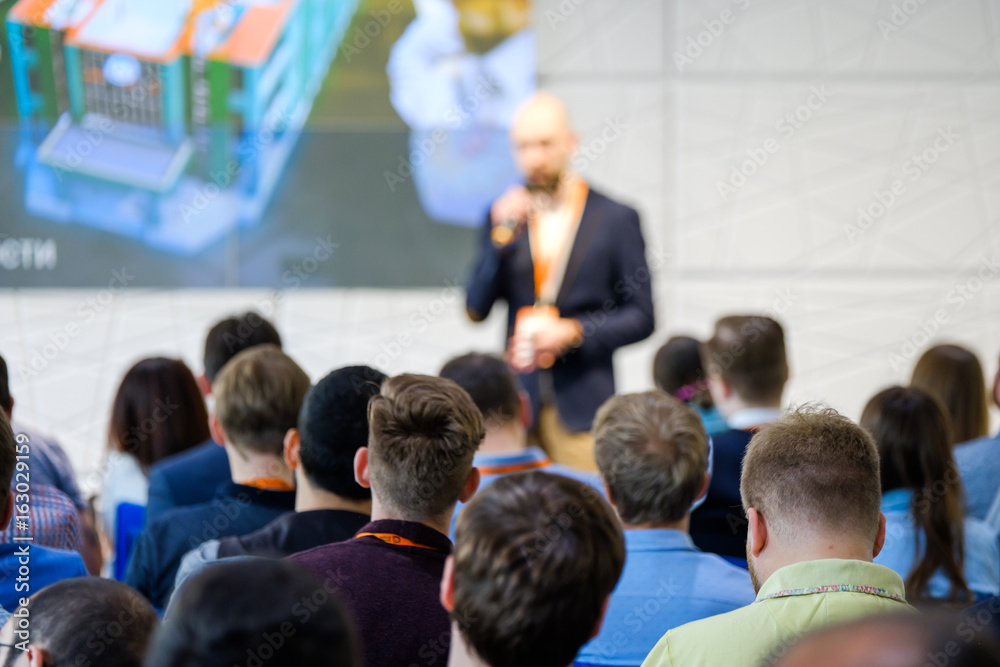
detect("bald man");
top-left (465, 93), bottom-right (655, 471)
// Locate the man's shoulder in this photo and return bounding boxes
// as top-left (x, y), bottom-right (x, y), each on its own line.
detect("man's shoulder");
top-left (150, 440), bottom-right (226, 479)
top-left (955, 432), bottom-right (1000, 464)
top-left (586, 187), bottom-right (638, 222)
top-left (644, 604), bottom-right (761, 666)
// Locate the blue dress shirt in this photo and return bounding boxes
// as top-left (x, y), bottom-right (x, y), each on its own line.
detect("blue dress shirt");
top-left (576, 529), bottom-right (756, 667)
top-left (954, 431), bottom-right (1000, 521)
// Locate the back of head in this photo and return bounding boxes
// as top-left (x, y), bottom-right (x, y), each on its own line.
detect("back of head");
top-left (768, 612), bottom-right (1000, 667)
top-left (18, 577), bottom-right (158, 667)
top-left (203, 312), bottom-right (282, 383)
top-left (146, 559), bottom-right (361, 667)
top-left (702, 315), bottom-right (788, 404)
top-left (653, 336), bottom-right (713, 409)
top-left (860, 385), bottom-right (971, 603)
top-left (366, 374), bottom-right (484, 521)
top-left (451, 471), bottom-right (625, 667)
top-left (0, 411), bottom-right (15, 514)
top-left (740, 406), bottom-right (882, 547)
top-left (213, 345), bottom-right (311, 456)
top-left (298, 365), bottom-right (387, 498)
top-left (108, 357), bottom-right (211, 469)
top-left (594, 391), bottom-right (708, 525)
top-left (911, 343), bottom-right (989, 444)
top-left (0, 353), bottom-right (10, 414)
top-left (439, 352), bottom-right (521, 428)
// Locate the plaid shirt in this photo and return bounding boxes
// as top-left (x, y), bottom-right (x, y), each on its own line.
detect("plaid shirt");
top-left (1, 484), bottom-right (84, 553)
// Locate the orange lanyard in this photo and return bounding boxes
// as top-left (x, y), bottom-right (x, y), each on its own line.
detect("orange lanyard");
top-left (476, 459), bottom-right (552, 476)
top-left (355, 532), bottom-right (443, 551)
top-left (529, 178), bottom-right (589, 303)
top-left (243, 478), bottom-right (295, 491)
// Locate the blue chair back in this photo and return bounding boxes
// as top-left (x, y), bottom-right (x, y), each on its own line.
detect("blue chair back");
top-left (115, 502), bottom-right (146, 581)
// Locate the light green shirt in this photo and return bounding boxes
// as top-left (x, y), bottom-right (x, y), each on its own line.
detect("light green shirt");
top-left (640, 558), bottom-right (912, 667)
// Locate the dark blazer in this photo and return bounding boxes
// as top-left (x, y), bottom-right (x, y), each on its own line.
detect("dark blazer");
top-left (145, 440), bottom-right (231, 523)
top-left (689, 428), bottom-right (755, 559)
top-left (466, 188), bottom-right (655, 432)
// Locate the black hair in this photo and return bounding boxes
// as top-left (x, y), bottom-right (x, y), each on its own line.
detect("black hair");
top-left (440, 352), bottom-right (521, 427)
top-left (203, 312), bottom-right (282, 382)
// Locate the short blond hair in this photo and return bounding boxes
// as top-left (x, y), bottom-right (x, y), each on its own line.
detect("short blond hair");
top-left (594, 391), bottom-right (708, 524)
top-left (740, 406), bottom-right (881, 544)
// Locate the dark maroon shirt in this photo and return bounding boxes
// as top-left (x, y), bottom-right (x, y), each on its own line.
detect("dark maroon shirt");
top-left (287, 519), bottom-right (453, 667)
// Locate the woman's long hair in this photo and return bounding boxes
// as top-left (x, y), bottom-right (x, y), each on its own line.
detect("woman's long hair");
top-left (860, 385), bottom-right (972, 604)
top-left (911, 344), bottom-right (989, 445)
top-left (108, 358), bottom-right (210, 471)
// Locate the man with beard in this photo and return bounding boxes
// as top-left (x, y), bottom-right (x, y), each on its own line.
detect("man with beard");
top-left (465, 93), bottom-right (655, 471)
top-left (641, 407), bottom-right (913, 667)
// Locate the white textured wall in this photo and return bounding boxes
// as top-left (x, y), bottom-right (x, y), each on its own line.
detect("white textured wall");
top-left (3, 0), bottom-right (1000, 489)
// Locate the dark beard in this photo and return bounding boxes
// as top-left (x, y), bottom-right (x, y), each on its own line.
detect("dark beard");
top-left (525, 172), bottom-right (563, 196)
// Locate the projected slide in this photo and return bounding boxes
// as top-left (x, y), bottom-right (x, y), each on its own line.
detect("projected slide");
top-left (0, 0), bottom-right (534, 287)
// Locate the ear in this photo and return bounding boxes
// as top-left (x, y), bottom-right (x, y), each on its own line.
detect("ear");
top-left (209, 413), bottom-right (227, 448)
top-left (354, 447), bottom-right (372, 489)
top-left (439, 555), bottom-right (456, 612)
top-left (283, 428), bottom-right (300, 472)
top-left (589, 595), bottom-right (612, 640)
top-left (747, 507), bottom-right (767, 559)
top-left (993, 368), bottom-right (1000, 410)
top-left (695, 472), bottom-right (711, 503)
top-left (1, 493), bottom-right (13, 531)
top-left (197, 373), bottom-right (213, 397)
top-left (602, 479), bottom-right (616, 509)
top-left (28, 645), bottom-right (48, 667)
top-left (458, 467), bottom-right (481, 504)
top-left (518, 391), bottom-right (532, 429)
top-left (872, 511), bottom-right (887, 559)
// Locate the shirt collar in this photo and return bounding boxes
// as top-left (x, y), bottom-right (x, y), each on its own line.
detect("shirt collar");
top-left (727, 407), bottom-right (783, 431)
top-left (624, 528), bottom-right (699, 553)
top-left (215, 482), bottom-right (297, 511)
top-left (474, 447), bottom-right (549, 467)
top-left (881, 488), bottom-right (915, 512)
top-left (756, 559), bottom-right (907, 604)
top-left (355, 519), bottom-right (453, 554)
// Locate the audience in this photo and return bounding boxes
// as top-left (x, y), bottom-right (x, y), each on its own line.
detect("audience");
top-left (0, 411), bottom-right (88, 612)
top-left (642, 407), bottom-right (912, 667)
top-left (911, 343), bottom-right (990, 446)
top-left (1, 353), bottom-right (100, 573)
top-left (288, 373), bottom-right (483, 667)
top-left (861, 386), bottom-right (999, 603)
top-left (0, 577), bottom-right (158, 667)
top-left (145, 312), bottom-right (282, 522)
top-left (689, 315), bottom-right (788, 560)
top-left (439, 352), bottom-right (604, 537)
top-left (443, 471), bottom-right (624, 667)
top-left (0, 482), bottom-right (84, 553)
top-left (578, 391), bottom-right (755, 667)
top-left (126, 345), bottom-right (308, 608)
top-left (145, 559), bottom-right (361, 667)
top-left (940, 346), bottom-right (1000, 522)
top-left (100, 357), bottom-right (210, 559)
top-left (174, 365), bottom-right (384, 588)
top-left (653, 336), bottom-right (727, 435)
top-left (767, 612), bottom-right (1000, 667)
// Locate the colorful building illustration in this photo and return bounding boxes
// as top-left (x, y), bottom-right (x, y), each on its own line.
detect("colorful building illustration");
top-left (6, 0), bottom-right (358, 254)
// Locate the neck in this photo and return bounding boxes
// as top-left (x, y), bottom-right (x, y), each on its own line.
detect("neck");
top-left (534, 172), bottom-right (575, 212)
top-left (719, 396), bottom-right (781, 420)
top-left (623, 515), bottom-right (689, 532)
top-left (370, 494), bottom-right (452, 537)
top-left (754, 535), bottom-right (875, 586)
top-left (446, 624), bottom-right (490, 667)
top-left (293, 472), bottom-right (371, 514)
top-left (477, 422), bottom-right (528, 456)
top-left (226, 445), bottom-right (294, 488)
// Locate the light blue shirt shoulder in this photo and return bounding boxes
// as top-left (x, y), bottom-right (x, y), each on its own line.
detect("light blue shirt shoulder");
top-left (954, 431), bottom-right (1000, 520)
top-left (578, 529), bottom-right (755, 667)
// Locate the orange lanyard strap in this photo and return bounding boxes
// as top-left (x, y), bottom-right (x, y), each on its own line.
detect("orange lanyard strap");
top-left (530, 178), bottom-right (589, 302)
top-left (243, 478), bottom-right (295, 491)
top-left (355, 532), bottom-right (443, 551)
top-left (477, 459), bottom-right (552, 476)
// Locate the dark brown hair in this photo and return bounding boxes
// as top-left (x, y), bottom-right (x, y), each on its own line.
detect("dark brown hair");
top-left (741, 406), bottom-right (882, 545)
top-left (861, 386), bottom-right (972, 604)
top-left (108, 358), bottom-right (210, 470)
top-left (452, 472), bottom-right (625, 667)
top-left (594, 391), bottom-right (708, 524)
top-left (701, 315), bottom-right (788, 404)
top-left (911, 344), bottom-right (989, 445)
top-left (653, 336), bottom-right (713, 409)
top-left (213, 345), bottom-right (311, 457)
top-left (0, 411), bottom-right (15, 508)
top-left (366, 374), bottom-right (484, 521)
